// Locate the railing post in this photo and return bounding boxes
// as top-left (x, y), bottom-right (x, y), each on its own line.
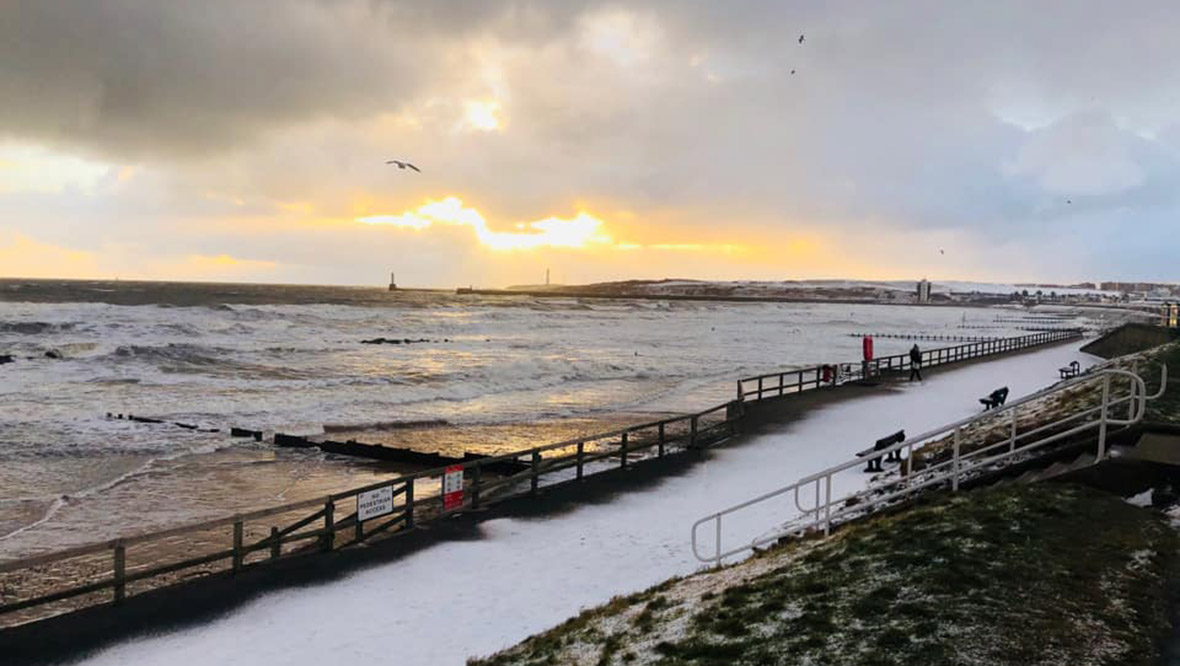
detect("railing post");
top-left (690, 415), bottom-right (698, 447)
top-left (112, 542), bottom-right (126, 604)
top-left (657, 423), bottom-right (666, 457)
top-left (715, 518), bottom-right (722, 568)
top-left (471, 464), bottom-right (482, 509)
top-left (1009, 406), bottom-right (1018, 453)
top-left (405, 480), bottom-right (415, 529)
top-left (232, 519), bottom-right (244, 573)
top-left (736, 380), bottom-right (743, 401)
top-left (576, 441), bottom-right (585, 479)
top-left (1098, 375), bottom-right (1110, 459)
top-left (531, 451), bottom-right (541, 495)
top-left (952, 428), bottom-right (961, 491)
top-left (269, 526), bottom-right (281, 560)
top-left (322, 501), bottom-right (335, 552)
top-left (823, 476), bottom-right (832, 536)
top-left (620, 432), bottom-right (629, 469)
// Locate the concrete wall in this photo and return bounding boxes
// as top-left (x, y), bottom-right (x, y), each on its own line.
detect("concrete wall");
top-left (1080, 324), bottom-right (1178, 359)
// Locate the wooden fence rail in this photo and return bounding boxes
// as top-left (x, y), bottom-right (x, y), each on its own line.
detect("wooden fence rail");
top-left (0, 400), bottom-right (737, 626)
top-left (0, 331), bottom-right (1078, 627)
top-left (737, 330), bottom-right (1082, 402)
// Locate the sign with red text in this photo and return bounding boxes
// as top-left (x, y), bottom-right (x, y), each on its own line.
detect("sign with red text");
top-left (442, 465), bottom-right (464, 510)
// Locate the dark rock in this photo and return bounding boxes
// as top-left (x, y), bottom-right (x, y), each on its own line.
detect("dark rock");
top-left (0, 354), bottom-right (14, 365)
top-left (44, 349), bottom-right (63, 359)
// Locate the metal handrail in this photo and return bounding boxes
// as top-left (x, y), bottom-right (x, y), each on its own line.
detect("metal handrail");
top-left (692, 365), bottom-right (1167, 566)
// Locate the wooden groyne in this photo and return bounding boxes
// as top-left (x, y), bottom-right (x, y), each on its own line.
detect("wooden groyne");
top-left (0, 330), bottom-right (1081, 629)
top-left (269, 433), bottom-right (530, 476)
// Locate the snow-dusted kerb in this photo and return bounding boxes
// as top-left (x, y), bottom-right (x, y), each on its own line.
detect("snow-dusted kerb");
top-left (693, 365), bottom-right (1167, 567)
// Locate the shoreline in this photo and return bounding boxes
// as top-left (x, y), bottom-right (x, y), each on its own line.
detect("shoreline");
top-left (0, 336), bottom-right (1089, 664)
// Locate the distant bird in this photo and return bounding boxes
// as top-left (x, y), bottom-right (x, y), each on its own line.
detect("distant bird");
top-left (939, 249), bottom-right (945, 255)
top-left (790, 69), bottom-right (796, 75)
top-left (1066, 199), bottom-right (1072, 204)
top-left (798, 34), bottom-right (805, 44)
top-left (386, 160), bottom-right (420, 172)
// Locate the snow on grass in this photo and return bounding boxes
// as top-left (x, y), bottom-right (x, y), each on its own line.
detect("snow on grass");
top-left (476, 484), bottom-right (1180, 666)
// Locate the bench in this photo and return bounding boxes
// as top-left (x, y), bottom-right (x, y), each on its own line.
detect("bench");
top-left (1059, 361), bottom-right (1080, 379)
top-left (979, 386), bottom-right (1009, 410)
top-left (856, 429), bottom-right (906, 472)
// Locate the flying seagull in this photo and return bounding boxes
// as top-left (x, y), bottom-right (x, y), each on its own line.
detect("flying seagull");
top-left (386, 160), bottom-right (420, 172)
top-left (798, 34), bottom-right (805, 44)
top-left (790, 69), bottom-right (796, 75)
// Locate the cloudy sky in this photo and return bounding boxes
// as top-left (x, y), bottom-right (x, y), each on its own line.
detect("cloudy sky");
top-left (2, 1), bottom-right (1179, 287)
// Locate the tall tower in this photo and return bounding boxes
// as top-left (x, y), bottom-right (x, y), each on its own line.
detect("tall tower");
top-left (916, 279), bottom-right (931, 303)
top-left (388, 272), bottom-right (397, 291)
top-left (546, 268), bottom-right (550, 286)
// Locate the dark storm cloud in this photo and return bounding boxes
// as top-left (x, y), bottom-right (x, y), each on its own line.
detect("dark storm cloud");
top-left (0, 0), bottom-right (587, 158)
top-left (4, 0), bottom-right (1180, 280)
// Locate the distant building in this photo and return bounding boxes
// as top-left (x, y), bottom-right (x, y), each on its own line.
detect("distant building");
top-left (916, 279), bottom-right (932, 303)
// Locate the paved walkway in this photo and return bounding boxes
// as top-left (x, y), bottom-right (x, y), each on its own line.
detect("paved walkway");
top-left (75, 343), bottom-right (1096, 666)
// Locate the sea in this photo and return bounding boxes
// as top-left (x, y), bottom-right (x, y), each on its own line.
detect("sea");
top-left (0, 279), bottom-right (1124, 557)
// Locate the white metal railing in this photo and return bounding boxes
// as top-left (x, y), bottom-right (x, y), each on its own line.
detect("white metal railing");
top-left (692, 365), bottom-right (1167, 566)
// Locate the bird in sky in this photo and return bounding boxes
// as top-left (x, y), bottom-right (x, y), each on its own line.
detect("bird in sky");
top-left (798, 34), bottom-right (805, 44)
top-left (790, 69), bottom-right (796, 75)
top-left (1067, 199), bottom-right (1072, 204)
top-left (939, 249), bottom-right (945, 255)
top-left (386, 160), bottom-right (420, 172)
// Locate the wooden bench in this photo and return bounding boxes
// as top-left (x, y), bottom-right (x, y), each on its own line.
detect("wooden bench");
top-left (979, 386), bottom-right (1009, 410)
top-left (857, 429), bottom-right (906, 472)
top-left (1059, 361), bottom-right (1080, 379)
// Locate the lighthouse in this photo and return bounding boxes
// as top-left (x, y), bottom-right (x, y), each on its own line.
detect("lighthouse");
top-left (388, 272), bottom-right (397, 291)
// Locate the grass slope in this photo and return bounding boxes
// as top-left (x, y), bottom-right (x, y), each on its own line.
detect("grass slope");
top-left (472, 483), bottom-right (1179, 666)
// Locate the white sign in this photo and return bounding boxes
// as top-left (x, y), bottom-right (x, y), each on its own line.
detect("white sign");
top-left (357, 485), bottom-right (394, 521)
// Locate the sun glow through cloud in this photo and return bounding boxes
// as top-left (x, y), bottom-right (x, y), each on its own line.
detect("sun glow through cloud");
top-left (463, 100), bottom-right (503, 131)
top-left (359, 197), bottom-right (611, 250)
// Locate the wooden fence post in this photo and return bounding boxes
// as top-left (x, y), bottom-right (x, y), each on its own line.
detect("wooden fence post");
top-left (269, 526), bottom-right (280, 560)
top-left (531, 452), bottom-right (541, 495)
top-left (471, 464), bottom-right (482, 509)
top-left (620, 432), bottom-right (628, 468)
top-left (657, 422), bottom-right (665, 457)
top-left (322, 501), bottom-right (335, 552)
top-left (576, 441), bottom-right (585, 480)
top-left (232, 519), bottom-right (244, 573)
top-left (113, 542), bottom-right (126, 604)
top-left (405, 480), bottom-right (415, 529)
top-left (690, 415), bottom-right (698, 447)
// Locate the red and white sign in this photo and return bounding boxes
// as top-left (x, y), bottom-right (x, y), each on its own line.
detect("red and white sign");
top-left (442, 465), bottom-right (464, 510)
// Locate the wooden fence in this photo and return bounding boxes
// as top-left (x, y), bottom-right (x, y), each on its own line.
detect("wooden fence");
top-left (737, 330), bottom-right (1082, 402)
top-left (0, 401), bottom-right (738, 627)
top-left (0, 330), bottom-right (1081, 628)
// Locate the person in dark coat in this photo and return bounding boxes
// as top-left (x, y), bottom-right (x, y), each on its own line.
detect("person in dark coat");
top-left (909, 343), bottom-right (923, 381)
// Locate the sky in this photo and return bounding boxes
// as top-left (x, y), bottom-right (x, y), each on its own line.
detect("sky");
top-left (2, 1), bottom-right (1179, 288)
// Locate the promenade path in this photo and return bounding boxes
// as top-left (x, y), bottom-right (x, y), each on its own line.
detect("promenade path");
top-left (74, 342), bottom-right (1095, 666)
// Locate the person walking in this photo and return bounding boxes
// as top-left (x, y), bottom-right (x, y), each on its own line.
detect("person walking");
top-left (909, 343), bottom-right (923, 381)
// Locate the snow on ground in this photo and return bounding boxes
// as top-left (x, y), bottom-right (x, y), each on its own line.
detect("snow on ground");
top-left (72, 342), bottom-right (1097, 666)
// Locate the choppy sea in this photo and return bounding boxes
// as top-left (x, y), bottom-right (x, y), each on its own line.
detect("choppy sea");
top-left (0, 279), bottom-right (1120, 556)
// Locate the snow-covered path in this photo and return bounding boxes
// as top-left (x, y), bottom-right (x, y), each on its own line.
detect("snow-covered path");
top-left (74, 343), bottom-right (1096, 666)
